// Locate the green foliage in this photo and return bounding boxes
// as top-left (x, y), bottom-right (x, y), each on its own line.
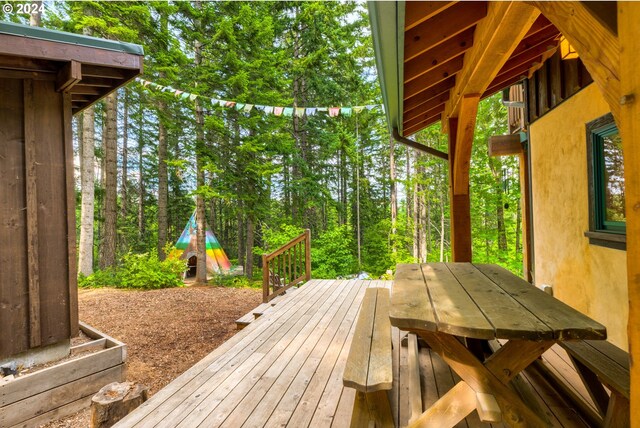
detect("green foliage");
top-left (257, 224), bottom-right (305, 255)
top-left (79, 253), bottom-right (185, 289)
top-left (213, 274), bottom-right (261, 289)
top-left (311, 225), bottom-right (357, 278)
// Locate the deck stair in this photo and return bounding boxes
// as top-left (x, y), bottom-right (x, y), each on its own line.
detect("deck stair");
top-left (236, 287), bottom-right (298, 329)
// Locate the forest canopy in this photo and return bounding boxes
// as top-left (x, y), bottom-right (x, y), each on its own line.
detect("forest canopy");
top-left (1, 1), bottom-right (524, 284)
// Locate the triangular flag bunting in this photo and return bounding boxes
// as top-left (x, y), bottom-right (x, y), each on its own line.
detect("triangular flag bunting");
top-left (244, 104), bottom-right (253, 112)
top-left (341, 107), bottom-right (352, 117)
top-left (235, 103), bottom-right (245, 110)
top-left (295, 107), bottom-right (305, 117)
top-left (329, 107), bottom-right (340, 117)
top-left (264, 106), bottom-right (274, 114)
top-left (189, 94), bottom-right (198, 101)
top-left (353, 106), bottom-right (364, 114)
top-left (274, 107), bottom-right (284, 116)
top-left (283, 107), bottom-right (294, 116)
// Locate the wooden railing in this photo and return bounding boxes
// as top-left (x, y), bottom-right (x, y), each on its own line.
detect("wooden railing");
top-left (262, 229), bottom-right (311, 303)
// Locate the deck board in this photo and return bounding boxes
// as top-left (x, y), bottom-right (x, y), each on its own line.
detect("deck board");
top-left (116, 279), bottom-right (591, 428)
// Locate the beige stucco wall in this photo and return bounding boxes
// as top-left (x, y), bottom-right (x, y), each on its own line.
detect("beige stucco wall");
top-left (530, 84), bottom-right (628, 350)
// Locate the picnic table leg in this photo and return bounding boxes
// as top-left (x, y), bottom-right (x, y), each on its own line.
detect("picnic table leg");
top-left (415, 331), bottom-right (553, 428)
top-left (603, 391), bottom-right (630, 428)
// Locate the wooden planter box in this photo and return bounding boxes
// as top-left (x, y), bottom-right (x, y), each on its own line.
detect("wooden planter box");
top-left (0, 322), bottom-right (126, 428)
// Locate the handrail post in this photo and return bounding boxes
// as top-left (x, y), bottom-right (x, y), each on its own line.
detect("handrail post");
top-left (262, 254), bottom-right (269, 303)
top-left (305, 229), bottom-right (311, 281)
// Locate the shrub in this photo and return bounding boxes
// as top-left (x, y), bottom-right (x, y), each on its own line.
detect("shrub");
top-left (78, 252), bottom-right (186, 290)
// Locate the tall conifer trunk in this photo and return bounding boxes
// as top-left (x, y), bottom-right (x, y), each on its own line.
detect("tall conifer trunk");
top-left (157, 99), bottom-right (168, 260)
top-left (78, 108), bottom-right (95, 276)
top-left (194, 0), bottom-right (207, 284)
top-left (100, 92), bottom-right (118, 269)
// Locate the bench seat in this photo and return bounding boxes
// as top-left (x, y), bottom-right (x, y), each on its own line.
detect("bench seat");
top-left (560, 340), bottom-right (630, 428)
top-left (343, 288), bottom-right (394, 427)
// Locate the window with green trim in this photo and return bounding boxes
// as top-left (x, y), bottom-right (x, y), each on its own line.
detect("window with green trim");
top-left (585, 113), bottom-right (626, 249)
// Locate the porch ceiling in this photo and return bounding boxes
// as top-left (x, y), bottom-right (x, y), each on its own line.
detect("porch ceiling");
top-left (369, 1), bottom-right (562, 138)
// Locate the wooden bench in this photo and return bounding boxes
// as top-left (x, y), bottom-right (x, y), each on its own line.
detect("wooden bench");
top-left (343, 288), bottom-right (394, 427)
top-left (560, 340), bottom-right (630, 428)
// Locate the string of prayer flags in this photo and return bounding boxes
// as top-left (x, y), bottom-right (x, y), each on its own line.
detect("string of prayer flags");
top-left (133, 77), bottom-right (383, 119)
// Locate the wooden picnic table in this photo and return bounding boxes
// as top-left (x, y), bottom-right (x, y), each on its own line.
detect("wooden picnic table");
top-left (391, 262), bottom-right (607, 428)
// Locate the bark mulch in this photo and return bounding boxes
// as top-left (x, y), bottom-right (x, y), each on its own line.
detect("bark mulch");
top-left (41, 285), bottom-right (261, 427)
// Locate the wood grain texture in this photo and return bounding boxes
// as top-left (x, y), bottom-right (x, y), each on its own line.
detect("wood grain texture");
top-left (421, 263), bottom-right (494, 338)
top-left (343, 288), bottom-right (377, 390)
top-left (475, 264), bottom-right (606, 340)
top-left (444, 1), bottom-right (540, 120)
top-left (618, 4), bottom-right (640, 426)
top-left (367, 289), bottom-right (393, 392)
top-left (389, 264), bottom-right (436, 332)
top-left (529, 1), bottom-right (620, 122)
top-left (23, 79), bottom-right (41, 348)
top-left (404, 2), bottom-right (487, 62)
top-left (447, 263), bottom-right (553, 340)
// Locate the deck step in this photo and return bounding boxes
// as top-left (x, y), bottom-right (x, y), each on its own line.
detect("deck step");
top-left (235, 287), bottom-right (298, 330)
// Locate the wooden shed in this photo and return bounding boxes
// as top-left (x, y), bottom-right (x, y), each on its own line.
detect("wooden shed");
top-left (368, 1), bottom-right (640, 424)
top-left (0, 21), bottom-right (143, 362)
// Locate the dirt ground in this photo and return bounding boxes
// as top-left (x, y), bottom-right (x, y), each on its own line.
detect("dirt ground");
top-left (42, 285), bottom-right (261, 427)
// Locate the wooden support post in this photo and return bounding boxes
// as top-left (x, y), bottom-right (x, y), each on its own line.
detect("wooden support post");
top-left (262, 254), bottom-right (269, 303)
top-left (24, 79), bottom-right (41, 348)
top-left (618, 4), bottom-right (640, 427)
top-left (304, 229), bottom-right (311, 281)
top-left (447, 112), bottom-right (473, 262)
top-left (519, 146), bottom-right (533, 283)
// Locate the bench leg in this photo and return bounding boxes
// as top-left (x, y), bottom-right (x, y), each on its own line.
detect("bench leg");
top-left (350, 391), bottom-right (394, 428)
top-left (603, 391), bottom-right (630, 428)
top-left (351, 391), bottom-right (372, 428)
top-left (366, 390), bottom-right (394, 428)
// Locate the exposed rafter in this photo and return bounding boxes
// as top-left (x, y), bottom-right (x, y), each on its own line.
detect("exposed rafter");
top-left (443, 2), bottom-right (541, 125)
top-left (404, 2), bottom-right (487, 62)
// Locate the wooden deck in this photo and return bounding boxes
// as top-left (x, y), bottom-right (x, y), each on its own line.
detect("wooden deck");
top-left (115, 279), bottom-right (591, 428)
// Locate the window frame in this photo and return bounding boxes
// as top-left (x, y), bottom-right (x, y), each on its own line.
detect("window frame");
top-left (585, 113), bottom-right (626, 250)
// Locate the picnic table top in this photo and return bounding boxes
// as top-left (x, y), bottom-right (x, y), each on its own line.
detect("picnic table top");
top-left (390, 263), bottom-right (607, 342)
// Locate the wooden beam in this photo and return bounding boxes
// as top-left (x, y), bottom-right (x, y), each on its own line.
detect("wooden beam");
top-left (404, 76), bottom-right (455, 113)
top-left (453, 94), bottom-right (479, 195)
top-left (444, 2), bottom-right (540, 123)
top-left (483, 76), bottom-right (525, 100)
top-left (618, 4), bottom-right (640, 426)
top-left (71, 85), bottom-right (102, 96)
top-left (81, 65), bottom-right (128, 79)
top-left (403, 104), bottom-right (445, 130)
top-left (80, 77), bottom-right (118, 88)
top-left (404, 92), bottom-right (450, 123)
top-left (392, 128), bottom-right (448, 160)
top-left (404, 2), bottom-right (487, 62)
top-left (0, 69), bottom-right (55, 80)
top-left (448, 117), bottom-right (472, 262)
top-left (497, 37), bottom-right (559, 79)
top-left (0, 54), bottom-right (58, 72)
top-left (404, 1), bottom-right (456, 31)
top-left (0, 33), bottom-right (142, 70)
top-left (23, 80), bottom-right (41, 348)
top-left (56, 60), bottom-right (82, 93)
top-left (403, 114), bottom-right (442, 137)
top-left (404, 54), bottom-right (464, 101)
top-left (488, 134), bottom-right (522, 157)
top-left (404, 27), bottom-right (474, 83)
top-left (528, 1), bottom-right (620, 123)
top-left (523, 15), bottom-right (553, 38)
top-left (512, 24), bottom-right (561, 58)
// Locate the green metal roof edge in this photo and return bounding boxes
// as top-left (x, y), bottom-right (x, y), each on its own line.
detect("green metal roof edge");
top-left (367, 1), bottom-right (404, 136)
top-left (0, 21), bottom-right (144, 56)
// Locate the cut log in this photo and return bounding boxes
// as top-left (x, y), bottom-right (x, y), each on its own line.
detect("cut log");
top-left (91, 382), bottom-right (148, 428)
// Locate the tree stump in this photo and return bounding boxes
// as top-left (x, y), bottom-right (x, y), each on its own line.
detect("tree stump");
top-left (91, 382), bottom-right (148, 428)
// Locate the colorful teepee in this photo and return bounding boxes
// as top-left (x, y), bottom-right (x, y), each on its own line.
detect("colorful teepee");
top-left (169, 211), bottom-right (232, 276)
